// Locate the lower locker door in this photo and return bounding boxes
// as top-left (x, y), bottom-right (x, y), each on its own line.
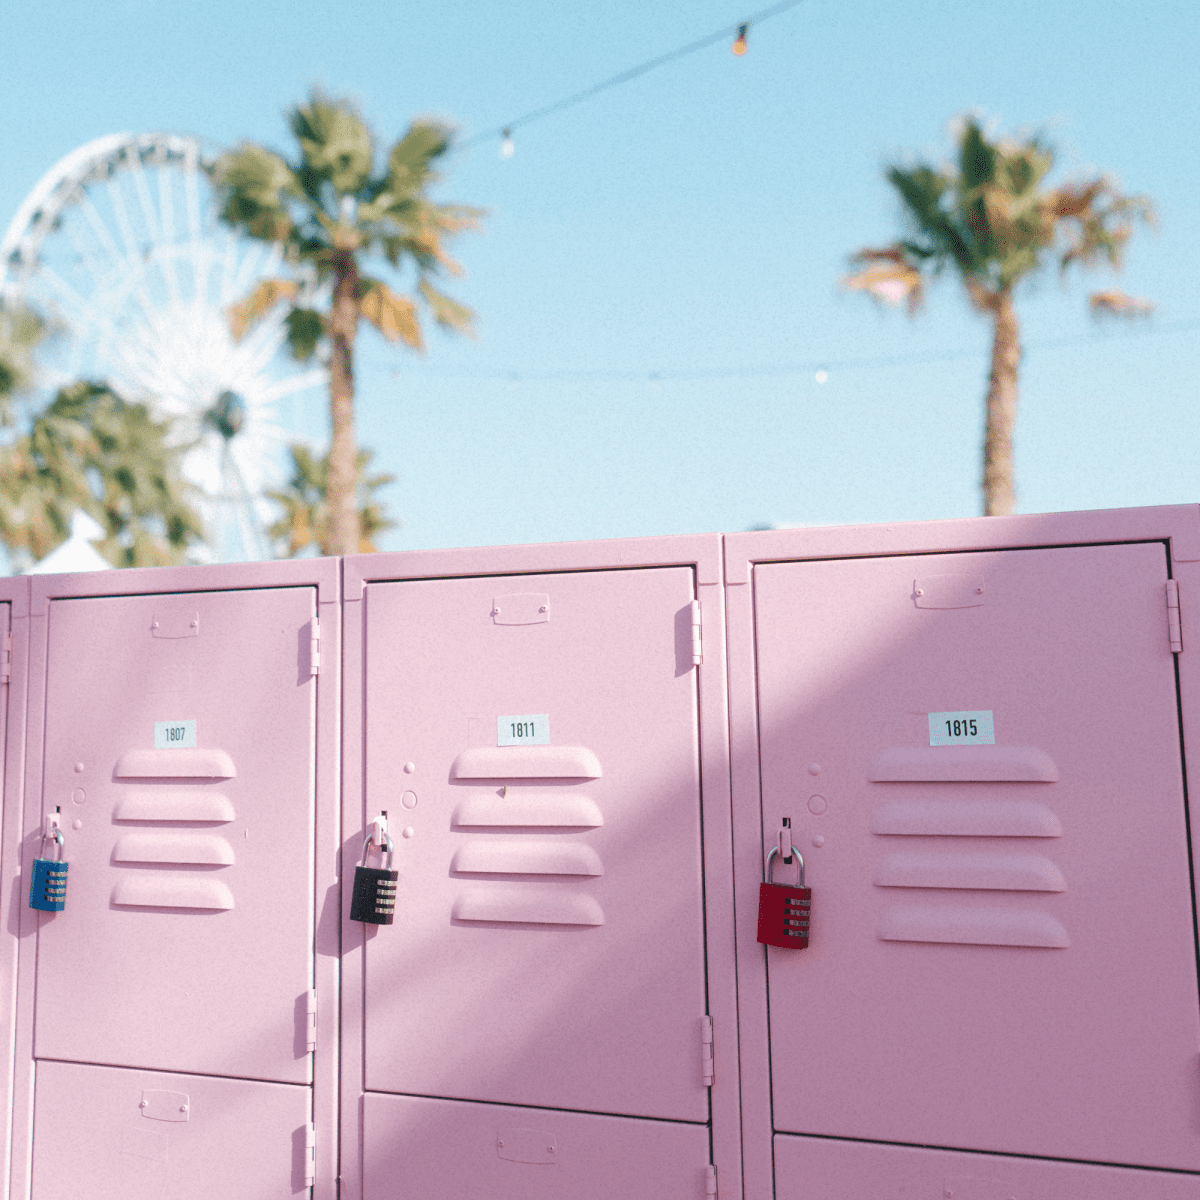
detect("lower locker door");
top-left (775, 1135), bottom-right (1200, 1200)
top-left (33, 587), bottom-right (317, 1084)
top-left (361, 568), bottom-right (709, 1121)
top-left (31, 1061), bottom-right (310, 1199)
top-left (364, 1093), bottom-right (711, 1200)
top-left (754, 543), bottom-right (1200, 1170)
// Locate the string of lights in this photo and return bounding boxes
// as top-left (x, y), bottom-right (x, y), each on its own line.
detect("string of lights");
top-left (386, 320), bottom-right (1199, 384)
top-left (459, 0), bottom-right (810, 157)
top-left (443, 6), bottom-right (1189, 390)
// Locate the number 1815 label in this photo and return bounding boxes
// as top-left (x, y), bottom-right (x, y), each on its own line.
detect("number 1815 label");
top-left (928, 710), bottom-right (994, 746)
top-left (498, 714), bottom-right (549, 746)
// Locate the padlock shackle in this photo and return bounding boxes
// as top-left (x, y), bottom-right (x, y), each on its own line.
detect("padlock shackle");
top-left (362, 832), bottom-right (394, 871)
top-left (38, 827), bottom-right (65, 862)
top-left (765, 844), bottom-right (805, 888)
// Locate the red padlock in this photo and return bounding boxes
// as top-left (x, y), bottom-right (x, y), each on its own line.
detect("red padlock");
top-left (757, 846), bottom-right (810, 948)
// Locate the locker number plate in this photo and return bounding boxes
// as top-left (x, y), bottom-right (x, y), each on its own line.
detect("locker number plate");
top-left (929, 710), bottom-right (994, 746)
top-left (498, 714), bottom-right (549, 746)
top-left (154, 720), bottom-right (197, 749)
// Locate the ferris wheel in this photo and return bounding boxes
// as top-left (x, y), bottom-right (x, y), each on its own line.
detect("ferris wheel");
top-left (0, 132), bottom-right (327, 563)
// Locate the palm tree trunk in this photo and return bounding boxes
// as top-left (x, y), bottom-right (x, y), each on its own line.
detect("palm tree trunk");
top-left (326, 249), bottom-right (361, 555)
top-left (981, 286), bottom-right (1020, 516)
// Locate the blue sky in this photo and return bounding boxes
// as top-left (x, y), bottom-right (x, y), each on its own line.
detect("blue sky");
top-left (2, 0), bottom-right (1197, 553)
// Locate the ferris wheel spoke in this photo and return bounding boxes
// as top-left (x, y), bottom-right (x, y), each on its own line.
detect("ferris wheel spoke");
top-left (106, 174), bottom-right (144, 264)
top-left (155, 164), bottom-right (180, 304)
top-left (126, 151), bottom-right (162, 256)
top-left (218, 231), bottom-right (240, 306)
top-left (237, 318), bottom-right (291, 375)
top-left (259, 368), bottom-right (328, 403)
top-left (184, 143), bottom-right (203, 249)
top-left (77, 189), bottom-right (129, 279)
top-left (35, 262), bottom-right (116, 338)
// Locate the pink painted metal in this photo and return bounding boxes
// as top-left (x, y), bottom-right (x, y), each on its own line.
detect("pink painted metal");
top-left (364, 1092), bottom-right (711, 1199)
top-left (0, 577), bottom-right (31, 1200)
top-left (31, 1061), bottom-right (309, 1198)
top-left (32, 586), bottom-right (317, 1081)
top-left (341, 535), bottom-right (740, 1200)
top-left (775, 1133), bottom-right (1200, 1199)
top-left (361, 566), bottom-right (707, 1118)
top-left (725, 506), bottom-right (1200, 1200)
top-left (1, 504), bottom-right (1197, 1200)
top-left (8, 559), bottom-right (341, 1200)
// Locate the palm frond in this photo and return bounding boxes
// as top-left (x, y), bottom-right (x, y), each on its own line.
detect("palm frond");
top-left (290, 90), bottom-right (375, 195)
top-left (227, 278), bottom-right (300, 340)
top-left (358, 279), bottom-right (423, 349)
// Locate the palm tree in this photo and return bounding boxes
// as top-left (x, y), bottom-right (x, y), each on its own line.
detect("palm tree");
top-left (844, 116), bottom-right (1154, 515)
top-left (0, 381), bottom-right (203, 568)
top-left (211, 89), bottom-right (482, 554)
top-left (0, 302), bottom-right (46, 420)
top-left (267, 442), bottom-right (396, 557)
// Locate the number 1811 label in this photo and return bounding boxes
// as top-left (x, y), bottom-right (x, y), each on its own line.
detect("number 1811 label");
top-left (498, 714), bottom-right (549, 746)
top-left (928, 710), bottom-right (994, 746)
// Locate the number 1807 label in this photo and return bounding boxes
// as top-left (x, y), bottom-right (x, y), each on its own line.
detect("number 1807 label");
top-left (154, 719), bottom-right (197, 749)
top-left (928, 710), bottom-right (994, 746)
top-left (498, 714), bottom-right (549, 746)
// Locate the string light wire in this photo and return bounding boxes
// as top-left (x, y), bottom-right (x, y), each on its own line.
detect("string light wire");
top-left (459, 0), bottom-right (809, 151)
top-left (384, 320), bottom-right (1199, 384)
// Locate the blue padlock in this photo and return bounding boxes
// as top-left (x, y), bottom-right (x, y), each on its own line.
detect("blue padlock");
top-left (29, 826), bottom-right (68, 913)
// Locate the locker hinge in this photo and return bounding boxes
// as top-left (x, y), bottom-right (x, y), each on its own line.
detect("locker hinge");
top-left (309, 617), bottom-right (321, 676)
top-left (701, 1015), bottom-right (714, 1086)
top-left (1166, 581), bottom-right (1182, 652)
top-left (690, 600), bottom-right (703, 666)
top-left (704, 1164), bottom-right (718, 1198)
top-left (0, 631), bottom-right (10, 683)
top-left (306, 989), bottom-right (317, 1052)
top-left (304, 1123), bottom-right (316, 1188)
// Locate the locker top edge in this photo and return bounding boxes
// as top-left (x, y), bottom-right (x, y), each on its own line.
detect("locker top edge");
top-left (27, 556), bottom-right (339, 615)
top-left (722, 503), bottom-right (1200, 586)
top-left (342, 532), bottom-right (724, 599)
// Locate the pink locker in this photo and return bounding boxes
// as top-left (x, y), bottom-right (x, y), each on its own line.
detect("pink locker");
top-left (0, 577), bottom-right (31, 1200)
top-left (7, 560), bottom-right (341, 1200)
top-left (724, 505), bottom-right (1200, 1200)
top-left (340, 536), bottom-right (740, 1200)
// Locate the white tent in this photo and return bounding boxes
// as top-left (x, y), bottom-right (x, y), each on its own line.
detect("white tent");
top-left (26, 511), bottom-right (111, 574)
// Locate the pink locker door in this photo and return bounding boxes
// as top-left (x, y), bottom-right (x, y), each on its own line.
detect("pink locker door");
top-left (30, 1061), bottom-right (311, 1200)
top-left (361, 567), bottom-right (709, 1121)
top-left (753, 543), bottom-right (1200, 1171)
top-left (33, 587), bottom-right (317, 1084)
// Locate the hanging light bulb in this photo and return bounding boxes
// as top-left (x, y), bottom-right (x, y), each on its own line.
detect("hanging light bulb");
top-left (732, 23), bottom-right (748, 56)
top-left (500, 128), bottom-right (515, 159)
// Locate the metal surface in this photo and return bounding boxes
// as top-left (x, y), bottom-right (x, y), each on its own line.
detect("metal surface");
top-left (725, 508), bottom-right (1200, 1199)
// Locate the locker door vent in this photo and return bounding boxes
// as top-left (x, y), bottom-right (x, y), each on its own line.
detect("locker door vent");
top-left (868, 745), bottom-right (1058, 782)
top-left (452, 892), bottom-right (604, 926)
top-left (877, 906), bottom-right (1068, 948)
top-left (451, 745), bottom-right (602, 779)
top-left (113, 833), bottom-right (235, 865)
top-left (114, 747), bottom-right (236, 779)
top-left (111, 877), bottom-right (234, 910)
top-left (871, 799), bottom-right (1061, 838)
top-left (452, 794), bottom-right (603, 827)
top-left (452, 842), bottom-right (603, 876)
top-left (114, 791), bottom-right (235, 822)
top-left (872, 851), bottom-right (1066, 892)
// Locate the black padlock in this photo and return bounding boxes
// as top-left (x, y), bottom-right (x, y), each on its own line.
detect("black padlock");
top-left (350, 834), bottom-right (397, 925)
